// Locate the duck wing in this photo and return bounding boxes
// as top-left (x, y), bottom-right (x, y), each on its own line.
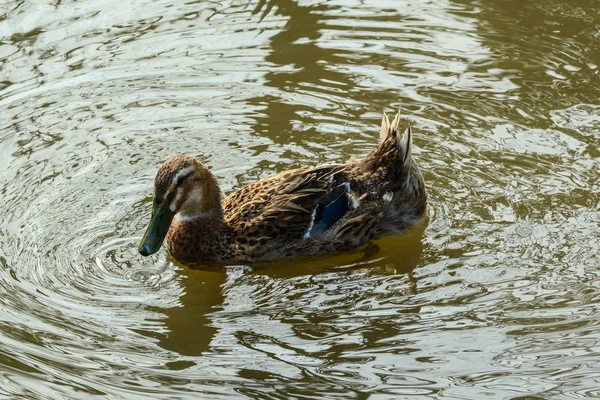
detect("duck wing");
top-left (223, 164), bottom-right (350, 246)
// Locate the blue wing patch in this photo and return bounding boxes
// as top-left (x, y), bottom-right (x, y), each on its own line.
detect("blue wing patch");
top-left (308, 183), bottom-right (350, 237)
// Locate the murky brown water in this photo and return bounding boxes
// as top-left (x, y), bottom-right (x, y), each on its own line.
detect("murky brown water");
top-left (1, 0), bottom-right (599, 398)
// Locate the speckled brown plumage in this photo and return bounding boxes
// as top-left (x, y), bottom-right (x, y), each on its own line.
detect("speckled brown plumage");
top-left (141, 109), bottom-right (427, 265)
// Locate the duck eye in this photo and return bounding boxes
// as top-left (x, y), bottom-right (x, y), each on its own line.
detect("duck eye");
top-left (176, 178), bottom-right (185, 188)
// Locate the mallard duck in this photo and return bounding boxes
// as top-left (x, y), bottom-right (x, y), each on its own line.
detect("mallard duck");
top-left (138, 108), bottom-right (427, 264)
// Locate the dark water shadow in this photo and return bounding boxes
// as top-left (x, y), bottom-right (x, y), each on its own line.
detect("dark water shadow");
top-left (248, 0), bottom-right (348, 147)
top-left (148, 268), bottom-right (226, 357)
top-left (149, 219), bottom-right (426, 357)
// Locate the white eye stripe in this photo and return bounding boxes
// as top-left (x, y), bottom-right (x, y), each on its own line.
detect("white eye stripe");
top-left (167, 165), bottom-right (196, 195)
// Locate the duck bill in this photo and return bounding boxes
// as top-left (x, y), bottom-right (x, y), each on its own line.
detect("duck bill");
top-left (138, 201), bottom-right (176, 256)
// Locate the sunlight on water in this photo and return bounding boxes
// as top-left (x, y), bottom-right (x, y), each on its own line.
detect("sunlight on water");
top-left (0, 0), bottom-right (599, 398)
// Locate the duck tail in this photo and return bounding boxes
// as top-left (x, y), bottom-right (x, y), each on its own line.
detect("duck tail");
top-left (361, 106), bottom-right (414, 187)
top-left (380, 106), bottom-right (413, 165)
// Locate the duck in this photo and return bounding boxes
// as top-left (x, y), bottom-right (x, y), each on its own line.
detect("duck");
top-left (138, 108), bottom-right (427, 264)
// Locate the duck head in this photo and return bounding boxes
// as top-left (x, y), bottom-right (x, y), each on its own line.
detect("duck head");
top-left (138, 156), bottom-right (221, 257)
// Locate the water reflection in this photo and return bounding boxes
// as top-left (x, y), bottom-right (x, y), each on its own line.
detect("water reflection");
top-left (154, 269), bottom-right (226, 357)
top-left (156, 223), bottom-right (425, 359)
top-left (249, 0), bottom-right (353, 151)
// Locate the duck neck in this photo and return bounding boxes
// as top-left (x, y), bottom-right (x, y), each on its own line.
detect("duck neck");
top-left (167, 213), bottom-right (227, 263)
top-left (167, 174), bottom-right (227, 263)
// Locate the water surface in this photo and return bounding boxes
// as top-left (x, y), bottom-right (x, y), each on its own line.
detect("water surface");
top-left (0, 0), bottom-right (599, 398)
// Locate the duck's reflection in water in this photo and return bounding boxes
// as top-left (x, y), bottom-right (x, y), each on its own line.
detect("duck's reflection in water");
top-left (156, 221), bottom-right (426, 358)
top-left (151, 268), bottom-right (226, 357)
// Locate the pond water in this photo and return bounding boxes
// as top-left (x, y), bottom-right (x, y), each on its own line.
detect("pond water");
top-left (1, 0), bottom-right (599, 398)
